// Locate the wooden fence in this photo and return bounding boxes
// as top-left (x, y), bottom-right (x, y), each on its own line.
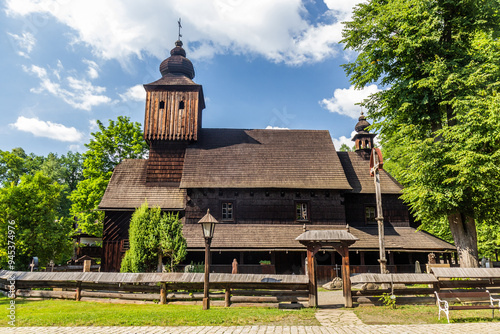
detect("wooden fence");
top-left (350, 268), bottom-right (500, 305)
top-left (0, 270), bottom-right (309, 308)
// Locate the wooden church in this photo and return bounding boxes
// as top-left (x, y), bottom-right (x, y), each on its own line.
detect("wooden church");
top-left (99, 40), bottom-right (455, 276)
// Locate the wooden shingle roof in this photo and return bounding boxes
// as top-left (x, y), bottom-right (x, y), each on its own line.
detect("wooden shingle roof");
top-left (182, 224), bottom-right (455, 252)
top-left (337, 151), bottom-right (403, 194)
top-left (180, 129), bottom-right (352, 189)
top-left (98, 159), bottom-right (186, 210)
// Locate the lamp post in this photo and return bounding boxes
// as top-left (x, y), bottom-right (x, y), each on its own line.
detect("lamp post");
top-left (198, 209), bottom-right (218, 310)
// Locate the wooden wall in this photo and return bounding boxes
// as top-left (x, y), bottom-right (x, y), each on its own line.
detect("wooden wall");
top-left (344, 193), bottom-right (411, 227)
top-left (102, 211), bottom-right (132, 272)
top-left (185, 188), bottom-right (346, 225)
top-left (147, 141), bottom-right (188, 183)
top-left (144, 90), bottom-right (202, 141)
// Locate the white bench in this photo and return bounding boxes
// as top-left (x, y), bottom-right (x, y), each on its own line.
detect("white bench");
top-left (435, 290), bottom-right (500, 323)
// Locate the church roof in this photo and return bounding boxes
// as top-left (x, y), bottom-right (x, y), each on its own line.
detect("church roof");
top-left (98, 159), bottom-right (186, 210)
top-left (179, 128), bottom-right (352, 190)
top-left (337, 151), bottom-right (403, 194)
top-left (181, 224), bottom-right (455, 252)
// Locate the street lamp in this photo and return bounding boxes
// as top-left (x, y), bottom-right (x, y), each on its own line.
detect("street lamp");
top-left (198, 209), bottom-right (218, 310)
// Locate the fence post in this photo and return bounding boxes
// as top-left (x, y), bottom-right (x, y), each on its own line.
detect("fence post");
top-left (225, 286), bottom-right (231, 307)
top-left (83, 260), bottom-right (91, 272)
top-left (160, 283), bottom-right (167, 305)
top-left (75, 281), bottom-right (81, 301)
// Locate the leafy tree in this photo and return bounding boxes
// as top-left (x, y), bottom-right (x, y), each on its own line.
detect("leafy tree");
top-left (0, 148), bottom-right (45, 187)
top-left (342, 0), bottom-right (500, 267)
top-left (70, 116), bottom-right (148, 237)
top-left (40, 151), bottom-right (84, 216)
top-left (0, 172), bottom-right (73, 269)
top-left (339, 143), bottom-right (354, 152)
top-left (121, 202), bottom-right (187, 273)
top-left (158, 212), bottom-right (187, 272)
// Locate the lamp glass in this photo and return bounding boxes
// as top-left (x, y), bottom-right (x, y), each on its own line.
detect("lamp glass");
top-left (202, 222), bottom-right (214, 239)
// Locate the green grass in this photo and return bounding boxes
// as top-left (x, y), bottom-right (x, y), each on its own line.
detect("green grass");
top-left (353, 304), bottom-right (500, 324)
top-left (0, 297), bottom-right (318, 327)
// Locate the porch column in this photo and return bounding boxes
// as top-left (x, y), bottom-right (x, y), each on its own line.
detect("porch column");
top-left (337, 244), bottom-right (352, 308)
top-left (306, 245), bottom-right (318, 307)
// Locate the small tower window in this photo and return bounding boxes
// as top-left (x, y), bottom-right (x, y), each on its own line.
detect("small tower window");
top-left (179, 101), bottom-right (185, 109)
top-left (159, 101), bottom-right (165, 109)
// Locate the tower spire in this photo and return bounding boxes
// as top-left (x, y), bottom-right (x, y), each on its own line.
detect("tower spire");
top-left (351, 108), bottom-right (377, 160)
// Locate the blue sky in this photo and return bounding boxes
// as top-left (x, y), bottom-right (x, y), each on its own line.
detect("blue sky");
top-left (0, 0), bottom-right (379, 156)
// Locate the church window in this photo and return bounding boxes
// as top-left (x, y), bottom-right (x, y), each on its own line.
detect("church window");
top-left (222, 202), bottom-right (233, 220)
top-left (296, 202), bottom-right (309, 221)
top-left (159, 101), bottom-right (165, 109)
top-left (179, 101), bottom-right (185, 109)
top-left (365, 206), bottom-right (376, 224)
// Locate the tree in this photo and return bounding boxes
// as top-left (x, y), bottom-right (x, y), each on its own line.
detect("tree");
top-left (70, 116), bottom-right (148, 237)
top-left (0, 172), bottom-right (73, 269)
top-left (158, 212), bottom-right (187, 272)
top-left (0, 148), bottom-right (45, 187)
top-left (120, 202), bottom-right (187, 273)
top-left (342, 0), bottom-right (500, 267)
top-left (339, 143), bottom-right (354, 152)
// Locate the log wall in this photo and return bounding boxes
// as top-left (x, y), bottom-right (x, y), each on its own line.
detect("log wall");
top-left (185, 188), bottom-right (346, 225)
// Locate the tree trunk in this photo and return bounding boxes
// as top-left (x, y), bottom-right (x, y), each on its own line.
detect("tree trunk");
top-left (448, 213), bottom-right (479, 267)
top-left (157, 253), bottom-right (163, 272)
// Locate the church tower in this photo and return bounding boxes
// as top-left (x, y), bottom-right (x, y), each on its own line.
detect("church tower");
top-left (143, 40), bottom-right (205, 183)
top-left (351, 112), bottom-right (376, 160)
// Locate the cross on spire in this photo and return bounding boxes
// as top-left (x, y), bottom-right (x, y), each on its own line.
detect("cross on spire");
top-left (177, 18), bottom-right (182, 40)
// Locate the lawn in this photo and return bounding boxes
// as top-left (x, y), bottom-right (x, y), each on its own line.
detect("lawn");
top-left (0, 297), bottom-right (318, 327)
top-left (353, 304), bottom-right (500, 324)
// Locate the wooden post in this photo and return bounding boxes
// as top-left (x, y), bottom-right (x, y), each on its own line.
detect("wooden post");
top-left (225, 286), bottom-right (231, 307)
top-left (75, 281), bottom-right (81, 301)
top-left (83, 260), bottom-right (91, 272)
top-left (306, 245), bottom-right (318, 307)
top-left (360, 251), bottom-right (365, 266)
top-left (160, 283), bottom-right (167, 305)
top-left (337, 244), bottom-right (352, 308)
top-left (203, 237), bottom-right (211, 310)
top-left (371, 149), bottom-right (387, 273)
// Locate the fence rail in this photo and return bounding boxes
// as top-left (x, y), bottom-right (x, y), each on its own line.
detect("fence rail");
top-left (0, 270), bottom-right (309, 308)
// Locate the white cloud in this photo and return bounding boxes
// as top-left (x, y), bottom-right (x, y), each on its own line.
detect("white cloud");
top-left (119, 84), bottom-right (145, 102)
top-left (10, 116), bottom-right (83, 142)
top-left (22, 61), bottom-right (113, 111)
top-left (320, 84), bottom-right (380, 119)
top-left (5, 0), bottom-right (365, 66)
top-left (89, 119), bottom-right (98, 132)
top-left (68, 144), bottom-right (82, 151)
top-left (265, 125), bottom-right (289, 130)
top-left (332, 130), bottom-right (356, 151)
top-left (83, 59), bottom-right (99, 79)
top-left (7, 31), bottom-right (36, 58)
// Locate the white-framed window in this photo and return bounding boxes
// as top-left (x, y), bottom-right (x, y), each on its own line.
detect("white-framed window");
top-left (222, 202), bottom-right (233, 220)
top-left (296, 202), bottom-right (309, 221)
top-left (365, 206), bottom-right (376, 224)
